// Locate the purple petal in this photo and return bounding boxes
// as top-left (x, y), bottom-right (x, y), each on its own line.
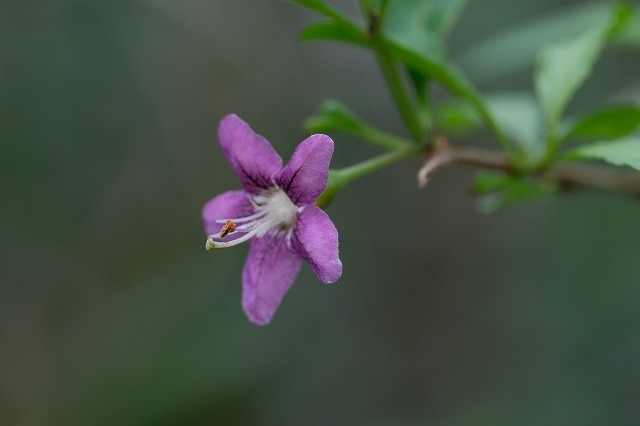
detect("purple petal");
top-left (292, 205), bottom-right (342, 283)
top-left (275, 134), bottom-right (334, 205)
top-left (202, 190), bottom-right (253, 237)
top-left (218, 114), bottom-right (283, 194)
top-left (242, 234), bottom-right (302, 325)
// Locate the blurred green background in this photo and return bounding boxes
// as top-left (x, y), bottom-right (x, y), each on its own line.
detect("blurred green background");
top-left (2, 0), bottom-right (640, 424)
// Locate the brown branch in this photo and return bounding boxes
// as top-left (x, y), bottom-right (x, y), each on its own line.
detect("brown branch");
top-left (417, 142), bottom-right (640, 197)
top-left (417, 139), bottom-right (510, 187)
top-left (549, 164), bottom-right (640, 195)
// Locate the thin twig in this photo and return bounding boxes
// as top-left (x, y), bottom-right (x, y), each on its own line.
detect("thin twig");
top-left (417, 143), bottom-right (640, 197)
top-left (417, 138), bottom-right (510, 188)
top-left (550, 164), bottom-right (640, 195)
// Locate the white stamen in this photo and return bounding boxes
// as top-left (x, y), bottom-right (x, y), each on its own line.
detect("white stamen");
top-left (205, 188), bottom-right (298, 251)
top-left (215, 210), bottom-right (267, 224)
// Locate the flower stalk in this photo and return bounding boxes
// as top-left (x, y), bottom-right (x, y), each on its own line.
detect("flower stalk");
top-left (316, 145), bottom-right (423, 208)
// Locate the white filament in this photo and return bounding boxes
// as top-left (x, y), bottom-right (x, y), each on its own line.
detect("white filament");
top-left (205, 188), bottom-right (298, 250)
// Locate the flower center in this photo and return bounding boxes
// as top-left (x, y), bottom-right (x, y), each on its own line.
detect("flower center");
top-left (205, 188), bottom-right (298, 250)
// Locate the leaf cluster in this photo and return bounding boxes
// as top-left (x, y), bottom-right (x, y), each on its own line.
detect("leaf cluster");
top-left (285, 0), bottom-right (640, 210)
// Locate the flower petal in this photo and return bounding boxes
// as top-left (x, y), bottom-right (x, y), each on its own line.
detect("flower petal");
top-left (275, 134), bottom-right (334, 205)
top-left (292, 205), bottom-right (342, 283)
top-left (242, 234), bottom-right (302, 325)
top-left (218, 114), bottom-right (283, 194)
top-left (202, 190), bottom-right (252, 237)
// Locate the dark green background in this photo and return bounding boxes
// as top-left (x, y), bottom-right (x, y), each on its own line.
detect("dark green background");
top-left (2, 0), bottom-right (640, 424)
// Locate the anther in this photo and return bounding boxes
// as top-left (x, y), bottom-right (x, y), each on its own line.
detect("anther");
top-left (219, 219), bottom-right (236, 239)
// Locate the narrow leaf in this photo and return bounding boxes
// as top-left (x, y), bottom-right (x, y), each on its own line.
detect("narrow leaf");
top-left (534, 5), bottom-right (632, 131)
top-left (285, 0), bottom-right (349, 21)
top-left (305, 100), bottom-right (411, 150)
top-left (562, 105), bottom-right (640, 141)
top-left (459, 1), bottom-right (612, 83)
top-left (383, 0), bottom-right (468, 40)
top-left (387, 40), bottom-right (511, 154)
top-left (425, 0), bottom-right (469, 37)
top-left (473, 171), bottom-right (556, 214)
top-left (473, 170), bottom-right (511, 194)
top-left (484, 94), bottom-right (542, 157)
top-left (285, 0), bottom-right (363, 35)
top-left (305, 100), bottom-right (363, 134)
top-left (379, 0), bottom-right (468, 114)
top-left (572, 136), bottom-right (640, 170)
top-left (300, 20), bottom-right (368, 46)
top-left (434, 99), bottom-right (477, 135)
top-left (434, 93), bottom-right (541, 158)
top-left (614, 5), bottom-right (640, 48)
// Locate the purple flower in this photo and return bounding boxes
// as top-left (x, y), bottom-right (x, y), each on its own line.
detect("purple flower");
top-left (202, 114), bottom-right (342, 325)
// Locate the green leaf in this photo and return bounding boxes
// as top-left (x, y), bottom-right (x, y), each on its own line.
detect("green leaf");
top-left (406, 67), bottom-right (426, 98)
top-left (534, 5), bottom-right (632, 132)
top-left (562, 105), bottom-right (640, 141)
top-left (460, 2), bottom-right (638, 83)
top-left (386, 40), bottom-right (469, 101)
top-left (484, 94), bottom-right (542, 158)
top-left (382, 0), bottom-right (468, 40)
top-left (305, 100), bottom-right (411, 150)
top-left (435, 93), bottom-right (541, 160)
top-left (433, 99), bottom-right (477, 135)
top-left (305, 100), bottom-right (363, 133)
top-left (300, 20), bottom-right (368, 46)
top-left (386, 40), bottom-right (513, 156)
top-left (377, 0), bottom-right (467, 125)
top-left (473, 171), bottom-right (557, 214)
top-left (376, 0), bottom-right (472, 116)
top-left (572, 136), bottom-right (640, 170)
top-left (424, 0), bottom-right (469, 37)
top-left (459, 1), bottom-right (613, 83)
top-left (613, 4), bottom-right (640, 48)
top-left (378, 0), bottom-right (467, 64)
top-left (473, 170), bottom-right (512, 194)
top-left (285, 0), bottom-right (350, 22)
top-left (285, 0), bottom-right (364, 37)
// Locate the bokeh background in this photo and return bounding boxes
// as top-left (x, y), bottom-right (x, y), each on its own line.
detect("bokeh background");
top-left (2, 0), bottom-right (640, 424)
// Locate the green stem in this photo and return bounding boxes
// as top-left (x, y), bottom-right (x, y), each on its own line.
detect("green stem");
top-left (303, 0), bottom-right (364, 36)
top-left (378, 0), bottom-right (390, 16)
top-left (335, 145), bottom-right (420, 182)
top-left (373, 44), bottom-right (424, 142)
top-left (408, 69), bottom-right (432, 130)
top-left (367, 10), bottom-right (425, 143)
top-left (316, 146), bottom-right (422, 208)
top-left (541, 125), bottom-right (560, 167)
